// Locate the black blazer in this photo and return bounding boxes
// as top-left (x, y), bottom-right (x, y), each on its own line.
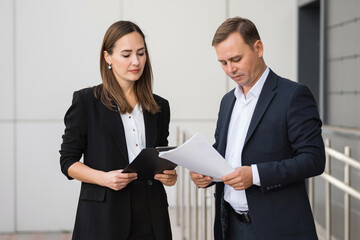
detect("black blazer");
top-left (213, 70), bottom-right (325, 240)
top-left (60, 86), bottom-right (172, 240)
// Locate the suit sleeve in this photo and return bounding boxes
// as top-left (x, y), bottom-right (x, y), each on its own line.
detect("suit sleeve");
top-left (257, 84), bottom-right (325, 190)
top-left (59, 91), bottom-right (87, 180)
top-left (158, 99), bottom-right (170, 147)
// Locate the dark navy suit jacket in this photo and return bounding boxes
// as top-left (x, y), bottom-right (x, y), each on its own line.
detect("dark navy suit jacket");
top-left (213, 69), bottom-right (325, 240)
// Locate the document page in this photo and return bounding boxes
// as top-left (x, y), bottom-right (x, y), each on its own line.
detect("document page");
top-left (159, 133), bottom-right (233, 181)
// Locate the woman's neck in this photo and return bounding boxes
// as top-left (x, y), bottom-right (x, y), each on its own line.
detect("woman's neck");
top-left (118, 81), bottom-right (137, 109)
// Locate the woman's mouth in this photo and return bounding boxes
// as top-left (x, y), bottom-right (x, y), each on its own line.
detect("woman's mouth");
top-left (129, 69), bottom-right (140, 74)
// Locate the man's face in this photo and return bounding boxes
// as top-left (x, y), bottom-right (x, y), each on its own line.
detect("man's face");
top-left (215, 32), bottom-right (264, 95)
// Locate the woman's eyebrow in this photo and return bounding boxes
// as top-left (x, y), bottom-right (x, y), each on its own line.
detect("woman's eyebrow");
top-left (121, 47), bottom-right (145, 53)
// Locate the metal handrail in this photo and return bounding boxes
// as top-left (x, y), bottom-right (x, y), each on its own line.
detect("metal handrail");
top-left (175, 127), bottom-right (215, 240)
top-left (321, 173), bottom-right (360, 200)
top-left (174, 132), bottom-right (360, 240)
top-left (325, 147), bottom-right (360, 170)
top-left (309, 138), bottom-right (360, 240)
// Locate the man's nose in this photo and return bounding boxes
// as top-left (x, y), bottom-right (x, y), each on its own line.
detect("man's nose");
top-left (227, 63), bottom-right (236, 74)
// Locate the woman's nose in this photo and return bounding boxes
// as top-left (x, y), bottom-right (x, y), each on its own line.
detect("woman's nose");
top-left (131, 55), bottom-right (139, 66)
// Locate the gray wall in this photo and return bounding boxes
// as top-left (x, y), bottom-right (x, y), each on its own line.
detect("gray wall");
top-left (326, 0), bottom-right (360, 128)
top-left (306, 0), bottom-right (360, 239)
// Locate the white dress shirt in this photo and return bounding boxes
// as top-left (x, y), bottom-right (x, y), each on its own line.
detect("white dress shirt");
top-left (120, 104), bottom-right (146, 163)
top-left (224, 67), bottom-right (269, 213)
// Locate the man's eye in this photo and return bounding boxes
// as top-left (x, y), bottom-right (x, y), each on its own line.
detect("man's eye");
top-left (233, 58), bottom-right (240, 62)
top-left (221, 62), bottom-right (227, 66)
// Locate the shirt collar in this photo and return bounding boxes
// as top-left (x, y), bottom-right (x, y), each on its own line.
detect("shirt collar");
top-left (131, 104), bottom-right (143, 117)
top-left (119, 104), bottom-right (143, 117)
top-left (234, 66), bottom-right (270, 100)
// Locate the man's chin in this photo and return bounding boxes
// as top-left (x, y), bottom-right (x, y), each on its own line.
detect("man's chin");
top-left (233, 78), bottom-right (245, 85)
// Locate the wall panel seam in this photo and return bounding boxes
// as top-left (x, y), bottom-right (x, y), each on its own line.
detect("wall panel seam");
top-left (13, 0), bottom-right (17, 232)
top-left (328, 17), bottom-right (360, 29)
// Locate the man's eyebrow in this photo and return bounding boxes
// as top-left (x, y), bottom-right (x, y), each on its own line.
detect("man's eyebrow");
top-left (218, 55), bottom-right (241, 62)
top-left (229, 55), bottom-right (241, 61)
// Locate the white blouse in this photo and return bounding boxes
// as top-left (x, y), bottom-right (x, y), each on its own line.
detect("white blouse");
top-left (120, 104), bottom-right (146, 163)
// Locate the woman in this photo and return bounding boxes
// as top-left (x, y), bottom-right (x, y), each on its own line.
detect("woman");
top-left (60, 20), bottom-right (177, 240)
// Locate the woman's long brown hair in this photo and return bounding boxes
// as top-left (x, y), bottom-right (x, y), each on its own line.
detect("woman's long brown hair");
top-left (94, 21), bottom-right (160, 114)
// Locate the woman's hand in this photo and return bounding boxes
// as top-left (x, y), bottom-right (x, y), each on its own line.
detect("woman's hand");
top-left (154, 169), bottom-right (177, 186)
top-left (101, 170), bottom-right (138, 191)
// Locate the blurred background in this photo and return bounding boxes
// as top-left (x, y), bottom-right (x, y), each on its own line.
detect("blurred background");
top-left (1, 0), bottom-right (359, 239)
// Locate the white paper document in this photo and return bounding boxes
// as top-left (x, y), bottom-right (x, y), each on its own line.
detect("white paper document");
top-left (159, 133), bottom-right (234, 181)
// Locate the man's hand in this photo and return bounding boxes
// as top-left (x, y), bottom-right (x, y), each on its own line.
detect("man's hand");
top-left (190, 171), bottom-right (213, 188)
top-left (221, 166), bottom-right (253, 190)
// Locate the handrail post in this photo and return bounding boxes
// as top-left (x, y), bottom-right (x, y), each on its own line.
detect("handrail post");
top-left (308, 177), bottom-right (314, 209)
top-left (188, 168), bottom-right (191, 239)
top-left (176, 127), bottom-right (180, 226)
top-left (344, 146), bottom-right (351, 240)
top-left (202, 188), bottom-right (207, 240)
top-left (181, 166), bottom-right (185, 239)
top-left (195, 184), bottom-right (198, 240)
top-left (211, 187), bottom-right (215, 240)
top-left (325, 138), bottom-right (331, 240)
top-left (181, 132), bottom-right (186, 239)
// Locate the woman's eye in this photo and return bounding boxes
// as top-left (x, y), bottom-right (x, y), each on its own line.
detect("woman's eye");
top-left (138, 52), bottom-right (145, 56)
top-left (122, 55), bottom-right (130, 58)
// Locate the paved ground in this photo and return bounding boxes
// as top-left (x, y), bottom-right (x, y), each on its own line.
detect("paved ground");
top-left (0, 232), bottom-right (72, 240)
top-left (0, 208), bottom-right (182, 240)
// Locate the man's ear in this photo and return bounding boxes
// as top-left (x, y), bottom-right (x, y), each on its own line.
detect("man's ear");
top-left (104, 51), bottom-right (111, 64)
top-left (254, 40), bottom-right (264, 58)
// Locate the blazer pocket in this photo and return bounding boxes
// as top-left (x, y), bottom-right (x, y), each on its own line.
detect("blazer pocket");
top-left (79, 187), bottom-right (106, 202)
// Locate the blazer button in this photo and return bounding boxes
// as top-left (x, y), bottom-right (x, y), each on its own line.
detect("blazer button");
top-left (147, 180), bottom-right (153, 186)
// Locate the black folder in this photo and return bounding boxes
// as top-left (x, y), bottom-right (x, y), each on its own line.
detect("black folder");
top-left (122, 146), bottom-right (177, 180)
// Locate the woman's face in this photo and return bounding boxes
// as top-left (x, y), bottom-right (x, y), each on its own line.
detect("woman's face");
top-left (105, 32), bottom-right (147, 87)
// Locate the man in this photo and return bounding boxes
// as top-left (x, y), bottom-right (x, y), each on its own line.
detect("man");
top-left (190, 17), bottom-right (325, 240)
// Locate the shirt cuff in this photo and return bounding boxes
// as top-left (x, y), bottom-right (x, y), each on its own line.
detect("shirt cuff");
top-left (251, 164), bottom-right (261, 186)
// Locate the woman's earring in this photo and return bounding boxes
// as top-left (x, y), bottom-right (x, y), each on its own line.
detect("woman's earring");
top-left (108, 63), bottom-right (112, 70)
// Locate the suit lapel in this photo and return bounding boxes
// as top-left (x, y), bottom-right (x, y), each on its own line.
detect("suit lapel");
top-left (220, 94), bottom-right (236, 156)
top-left (144, 110), bottom-right (158, 148)
top-left (94, 98), bottom-right (129, 163)
top-left (244, 70), bottom-right (278, 146)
